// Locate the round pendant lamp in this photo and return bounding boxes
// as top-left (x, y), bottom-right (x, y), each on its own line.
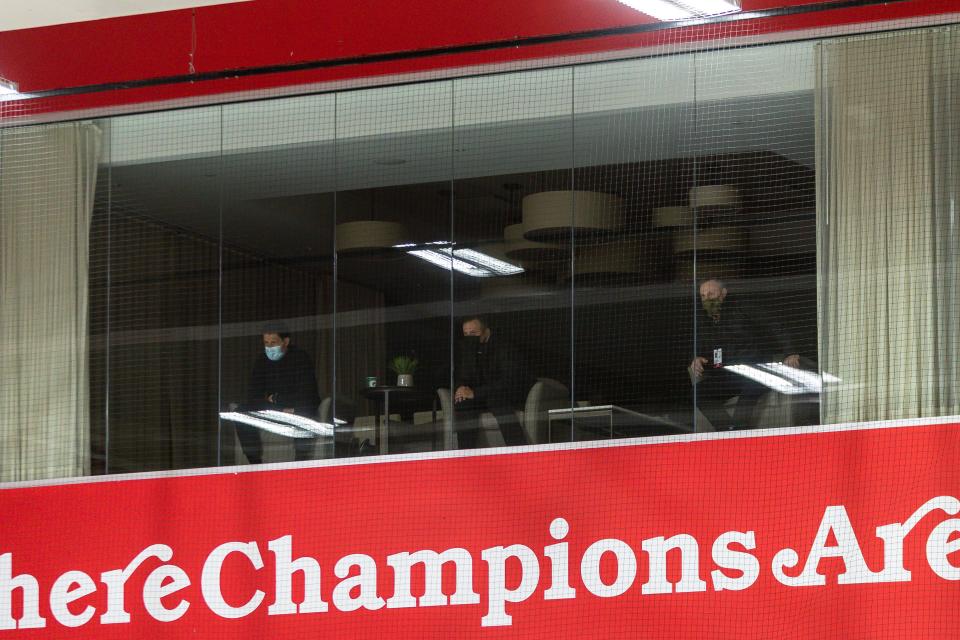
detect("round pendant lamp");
top-left (652, 206), bottom-right (692, 228)
top-left (335, 220), bottom-right (408, 253)
top-left (688, 184), bottom-right (742, 210)
top-left (558, 238), bottom-right (648, 285)
top-left (502, 223), bottom-right (568, 263)
top-left (522, 190), bottom-right (622, 242)
top-left (673, 226), bottom-right (748, 254)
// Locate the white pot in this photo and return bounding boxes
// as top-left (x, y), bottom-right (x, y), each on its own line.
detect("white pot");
top-left (396, 374), bottom-right (414, 387)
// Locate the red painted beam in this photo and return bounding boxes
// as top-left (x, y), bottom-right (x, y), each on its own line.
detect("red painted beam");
top-left (0, 0), bottom-right (955, 121)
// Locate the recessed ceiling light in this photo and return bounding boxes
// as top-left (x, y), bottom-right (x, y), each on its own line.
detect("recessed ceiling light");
top-left (0, 76), bottom-right (27, 100)
top-left (678, 0), bottom-right (741, 15)
top-left (616, 0), bottom-right (741, 20)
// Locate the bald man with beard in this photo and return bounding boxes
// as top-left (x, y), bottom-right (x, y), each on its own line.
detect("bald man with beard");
top-left (687, 278), bottom-right (800, 430)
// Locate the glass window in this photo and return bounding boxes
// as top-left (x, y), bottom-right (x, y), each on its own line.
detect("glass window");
top-left (453, 68), bottom-right (575, 448)
top-left (220, 95), bottom-right (336, 465)
top-left (335, 82), bottom-right (454, 456)
top-left (98, 107), bottom-right (224, 472)
top-left (688, 43), bottom-right (818, 432)
top-left (30, 30), bottom-right (960, 481)
top-left (572, 56), bottom-right (697, 439)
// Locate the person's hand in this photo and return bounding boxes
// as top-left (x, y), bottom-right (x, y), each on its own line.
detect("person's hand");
top-left (266, 393), bottom-right (276, 403)
top-left (688, 356), bottom-right (707, 378)
top-left (454, 386), bottom-right (474, 403)
top-left (688, 357), bottom-right (708, 379)
top-left (282, 408), bottom-right (295, 414)
top-left (783, 354), bottom-right (801, 368)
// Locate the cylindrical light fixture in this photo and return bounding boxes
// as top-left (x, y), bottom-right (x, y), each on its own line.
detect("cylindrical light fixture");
top-left (672, 224), bottom-right (746, 282)
top-left (560, 238), bottom-right (648, 285)
top-left (672, 226), bottom-right (748, 254)
top-left (522, 190), bottom-right (622, 241)
top-left (688, 184), bottom-right (742, 210)
top-left (335, 221), bottom-right (408, 253)
top-left (502, 223), bottom-right (567, 263)
top-left (652, 206), bottom-right (692, 228)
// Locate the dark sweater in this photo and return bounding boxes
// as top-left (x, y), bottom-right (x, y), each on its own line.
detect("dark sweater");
top-left (245, 345), bottom-right (320, 415)
top-left (455, 335), bottom-right (529, 407)
top-left (694, 298), bottom-right (793, 366)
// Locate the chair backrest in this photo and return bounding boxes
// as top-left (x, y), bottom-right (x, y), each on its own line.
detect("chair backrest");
top-left (319, 395), bottom-right (358, 425)
top-left (438, 382), bottom-right (569, 447)
top-left (436, 388), bottom-right (454, 430)
top-left (436, 388), bottom-right (456, 448)
top-left (318, 397), bottom-right (332, 423)
top-left (522, 377), bottom-right (570, 444)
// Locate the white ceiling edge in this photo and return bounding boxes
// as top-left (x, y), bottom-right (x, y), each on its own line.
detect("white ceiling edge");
top-left (0, 0), bottom-right (252, 32)
top-left (102, 40), bottom-right (815, 167)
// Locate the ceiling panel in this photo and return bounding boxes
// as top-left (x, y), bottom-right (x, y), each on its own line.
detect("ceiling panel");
top-left (0, 1), bottom-right (250, 32)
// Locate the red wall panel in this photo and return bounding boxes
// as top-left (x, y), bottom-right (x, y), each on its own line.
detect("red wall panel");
top-left (2, 422), bottom-right (960, 637)
top-left (0, 0), bottom-right (956, 120)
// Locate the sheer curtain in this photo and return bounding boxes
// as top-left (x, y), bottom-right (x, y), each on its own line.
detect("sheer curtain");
top-left (817, 28), bottom-right (960, 424)
top-left (0, 123), bottom-right (101, 481)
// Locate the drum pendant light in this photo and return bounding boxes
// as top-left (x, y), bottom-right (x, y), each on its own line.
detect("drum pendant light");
top-left (335, 190), bottom-right (409, 253)
top-left (335, 220), bottom-right (408, 253)
top-left (568, 238), bottom-right (648, 284)
top-left (652, 206), bottom-right (692, 228)
top-left (521, 190), bottom-right (622, 242)
top-left (503, 223), bottom-right (567, 262)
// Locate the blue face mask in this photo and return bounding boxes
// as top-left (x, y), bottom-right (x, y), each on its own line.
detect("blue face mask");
top-left (265, 345), bottom-right (285, 361)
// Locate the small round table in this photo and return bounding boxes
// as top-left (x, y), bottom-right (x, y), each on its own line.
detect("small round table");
top-left (360, 386), bottom-right (437, 453)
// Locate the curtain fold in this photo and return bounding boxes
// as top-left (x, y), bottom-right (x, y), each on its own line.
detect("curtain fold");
top-left (0, 123), bottom-right (101, 481)
top-left (817, 28), bottom-right (960, 423)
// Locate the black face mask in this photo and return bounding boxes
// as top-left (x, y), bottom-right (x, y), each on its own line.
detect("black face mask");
top-left (462, 335), bottom-right (481, 346)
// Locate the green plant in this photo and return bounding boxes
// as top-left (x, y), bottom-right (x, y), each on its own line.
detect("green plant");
top-left (389, 355), bottom-right (419, 375)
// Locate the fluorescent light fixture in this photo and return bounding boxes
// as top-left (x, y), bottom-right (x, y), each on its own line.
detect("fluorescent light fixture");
top-left (616, 0), bottom-right (692, 20)
top-left (452, 248), bottom-right (524, 275)
top-left (616, 0), bottom-right (740, 20)
top-left (254, 410), bottom-right (336, 436)
top-left (402, 244), bottom-right (524, 278)
top-left (219, 412), bottom-right (318, 438)
top-left (676, 0), bottom-right (742, 16)
top-left (0, 76), bottom-right (27, 100)
top-left (757, 362), bottom-right (843, 394)
top-left (725, 362), bottom-right (843, 395)
top-left (409, 249), bottom-right (490, 277)
top-left (725, 364), bottom-right (800, 394)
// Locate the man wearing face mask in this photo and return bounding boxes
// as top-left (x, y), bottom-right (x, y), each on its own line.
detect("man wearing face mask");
top-left (454, 315), bottom-right (529, 448)
top-left (687, 278), bottom-right (800, 430)
top-left (237, 324), bottom-right (320, 464)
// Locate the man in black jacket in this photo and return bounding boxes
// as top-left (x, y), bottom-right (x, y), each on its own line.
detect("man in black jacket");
top-left (687, 279), bottom-right (800, 430)
top-left (454, 315), bottom-right (529, 448)
top-left (237, 326), bottom-right (320, 463)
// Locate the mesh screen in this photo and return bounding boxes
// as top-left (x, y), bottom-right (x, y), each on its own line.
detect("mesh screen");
top-left (2, 16), bottom-right (957, 471)
top-left (2, 11), bottom-right (960, 638)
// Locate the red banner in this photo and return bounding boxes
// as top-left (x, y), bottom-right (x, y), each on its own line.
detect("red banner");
top-left (2, 421), bottom-right (960, 638)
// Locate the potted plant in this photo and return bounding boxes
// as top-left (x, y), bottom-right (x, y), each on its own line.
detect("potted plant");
top-left (389, 355), bottom-right (419, 387)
